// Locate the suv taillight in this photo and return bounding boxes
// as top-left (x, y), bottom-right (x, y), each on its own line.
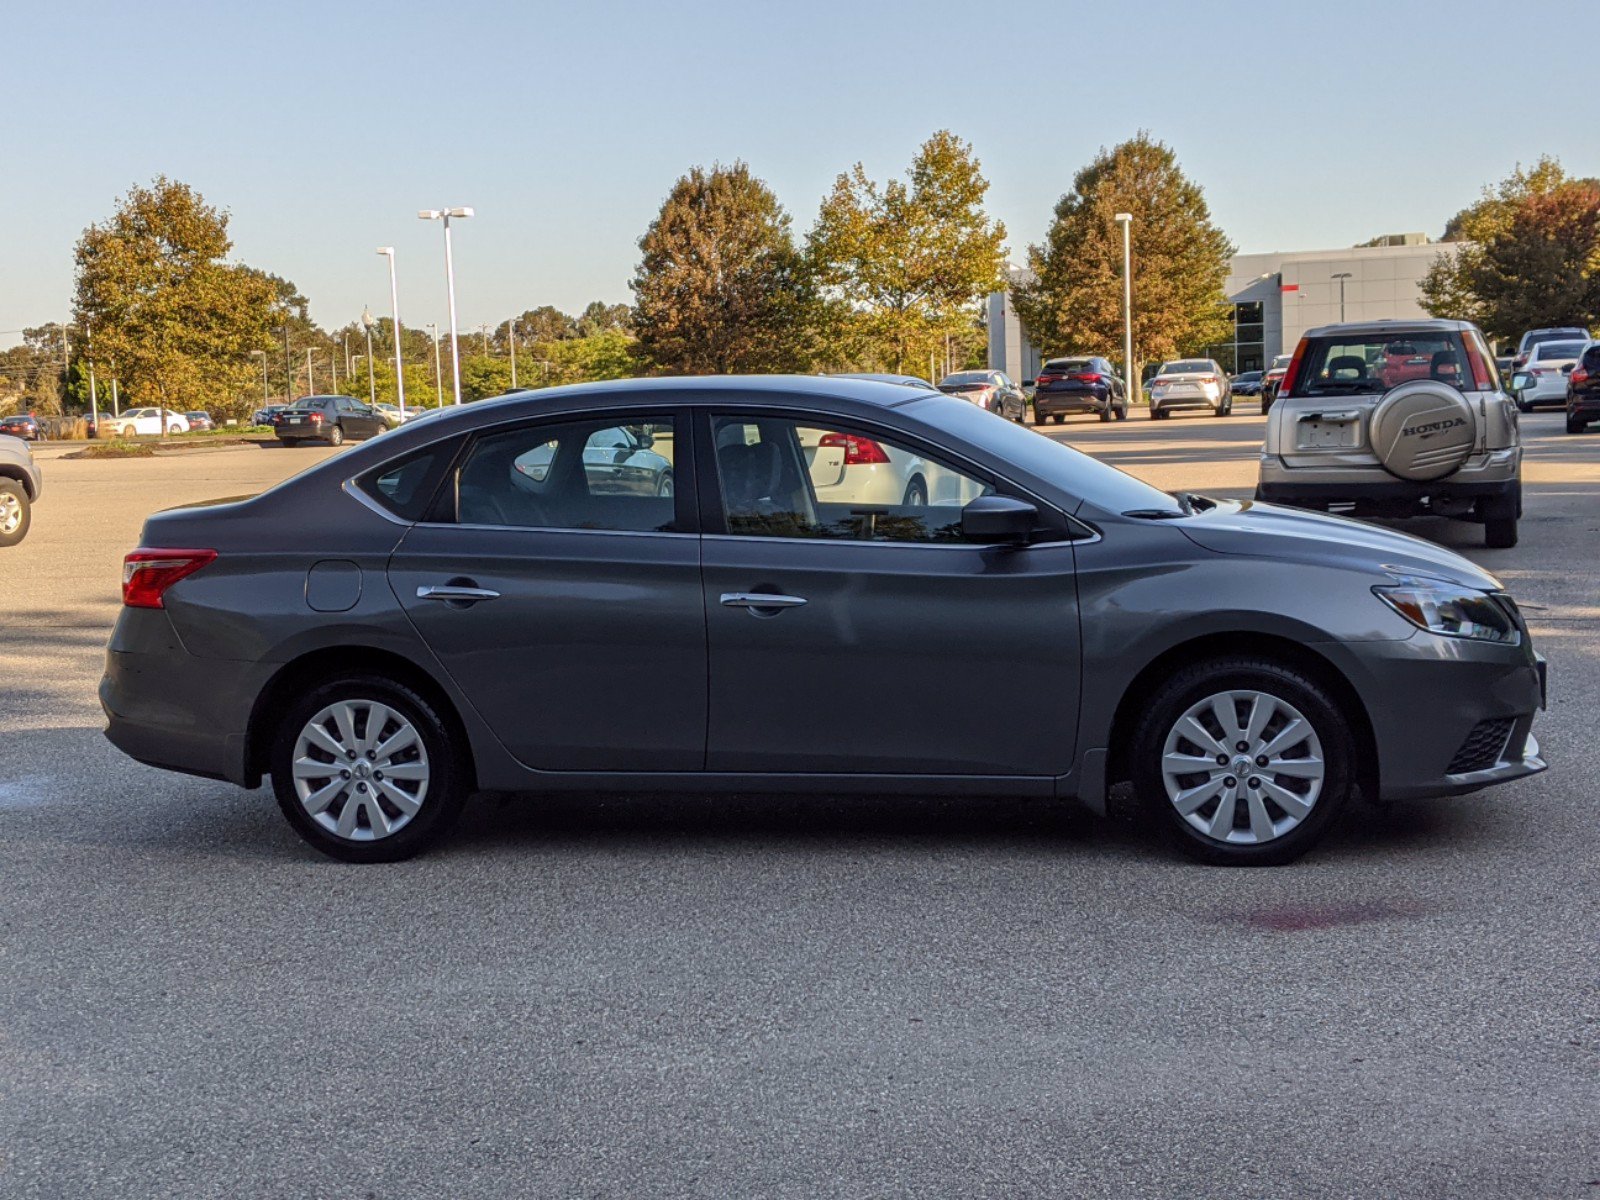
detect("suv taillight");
top-left (818, 433), bottom-right (891, 465)
top-left (1276, 340), bottom-right (1309, 400)
top-left (1573, 367), bottom-right (1590, 384)
top-left (122, 549), bottom-right (217, 608)
top-left (1461, 332), bottom-right (1494, 390)
top-left (1069, 372), bottom-right (1103, 383)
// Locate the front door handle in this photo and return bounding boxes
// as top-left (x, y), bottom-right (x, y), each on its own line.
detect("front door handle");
top-left (720, 592), bottom-right (807, 611)
top-left (417, 585), bottom-right (501, 603)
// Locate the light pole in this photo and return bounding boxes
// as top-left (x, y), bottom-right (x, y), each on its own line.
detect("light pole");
top-left (360, 307), bottom-right (377, 405)
top-left (305, 348), bottom-right (315, 395)
top-left (425, 323), bottom-right (443, 408)
top-left (418, 207), bottom-right (474, 404)
top-left (377, 247), bottom-right (407, 417)
top-left (479, 323), bottom-right (490, 356)
top-left (250, 350), bottom-right (268, 410)
top-left (1115, 213), bottom-right (1134, 402)
top-left (507, 319), bottom-right (518, 389)
top-left (1331, 272), bottom-right (1352, 323)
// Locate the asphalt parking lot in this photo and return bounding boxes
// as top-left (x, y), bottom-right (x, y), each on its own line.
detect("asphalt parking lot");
top-left (2, 413), bottom-right (1596, 1198)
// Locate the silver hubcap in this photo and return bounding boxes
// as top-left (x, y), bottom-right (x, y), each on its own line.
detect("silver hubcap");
top-left (291, 700), bottom-right (429, 842)
top-left (0, 493), bottom-right (20, 535)
top-left (1161, 690), bottom-right (1325, 845)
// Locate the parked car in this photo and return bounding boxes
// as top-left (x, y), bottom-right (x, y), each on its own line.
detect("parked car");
top-left (1510, 338), bottom-right (1586, 411)
top-left (936, 371), bottom-right (1027, 422)
top-left (271, 395), bottom-right (386, 446)
top-left (108, 408), bottom-right (189, 438)
top-left (373, 403), bottom-right (410, 430)
top-left (1149, 359), bottom-right (1232, 419)
top-left (1512, 326), bottom-right (1589, 373)
top-left (1256, 319), bottom-right (1520, 547)
top-left (0, 432), bottom-right (41, 547)
top-left (0, 414), bottom-right (41, 441)
top-left (1259, 354), bottom-right (1295, 411)
top-left (1031, 356), bottom-right (1128, 423)
top-left (1230, 371), bottom-right (1264, 397)
top-left (252, 404), bottom-right (286, 427)
top-left (1560, 342), bottom-right (1600, 434)
top-left (100, 375), bottom-right (1547, 868)
top-left (184, 411), bottom-right (215, 432)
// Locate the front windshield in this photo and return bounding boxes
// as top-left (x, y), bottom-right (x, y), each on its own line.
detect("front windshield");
top-left (903, 395), bottom-right (1178, 515)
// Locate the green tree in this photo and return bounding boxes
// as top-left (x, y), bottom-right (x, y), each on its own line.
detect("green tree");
top-left (1421, 159), bottom-right (1600, 340)
top-left (1015, 135), bottom-right (1234, 377)
top-left (807, 130), bottom-right (1006, 374)
top-left (575, 301), bottom-right (634, 338)
top-left (73, 177), bottom-right (280, 417)
top-left (631, 162), bottom-right (812, 374)
top-left (507, 305), bottom-right (576, 346)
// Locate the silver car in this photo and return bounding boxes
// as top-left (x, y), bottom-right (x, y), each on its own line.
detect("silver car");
top-left (0, 433), bottom-right (41, 547)
top-left (1257, 319), bottom-right (1521, 548)
top-left (1149, 359), bottom-right (1233, 419)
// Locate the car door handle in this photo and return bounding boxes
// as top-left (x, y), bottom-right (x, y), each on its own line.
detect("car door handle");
top-left (417, 585), bottom-right (501, 603)
top-left (720, 592), bottom-right (807, 610)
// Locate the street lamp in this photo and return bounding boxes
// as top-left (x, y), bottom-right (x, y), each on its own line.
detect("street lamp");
top-left (1331, 272), bottom-right (1352, 322)
top-left (1114, 213), bottom-right (1134, 402)
top-left (425, 322), bottom-right (443, 408)
top-left (507, 319), bottom-right (518, 389)
top-left (377, 247), bottom-right (407, 417)
top-left (305, 348), bottom-right (315, 395)
top-left (360, 306), bottom-right (377, 405)
top-left (417, 206), bottom-right (474, 404)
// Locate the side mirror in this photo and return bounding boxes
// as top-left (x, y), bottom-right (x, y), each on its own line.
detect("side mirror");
top-left (1510, 373), bottom-right (1532, 392)
top-left (962, 495), bottom-right (1037, 545)
top-left (1561, 363), bottom-right (1575, 375)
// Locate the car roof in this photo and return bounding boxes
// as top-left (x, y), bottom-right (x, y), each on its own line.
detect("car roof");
top-left (1303, 318), bottom-right (1475, 338)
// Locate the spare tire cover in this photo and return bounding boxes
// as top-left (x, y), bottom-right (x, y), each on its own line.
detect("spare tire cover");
top-left (1369, 380), bottom-right (1476, 481)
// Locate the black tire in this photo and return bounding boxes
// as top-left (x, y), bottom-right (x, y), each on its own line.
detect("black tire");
top-left (270, 673), bottom-right (469, 863)
top-left (1130, 657), bottom-right (1356, 866)
top-left (656, 470), bottom-right (674, 497)
top-left (1480, 483), bottom-right (1520, 548)
top-left (1484, 516), bottom-right (1518, 548)
top-left (0, 478), bottom-right (31, 547)
top-left (327, 424), bottom-right (345, 447)
top-left (1516, 399), bottom-right (1531, 413)
top-left (1213, 405), bottom-right (1225, 417)
top-left (1568, 415), bottom-right (1587, 435)
top-left (902, 477), bottom-right (928, 506)
top-left (1115, 405), bottom-right (1128, 421)
top-left (1099, 406), bottom-right (1113, 422)
top-left (1051, 413), bottom-right (1064, 425)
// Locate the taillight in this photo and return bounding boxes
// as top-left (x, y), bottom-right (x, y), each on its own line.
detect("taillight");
top-left (1277, 340), bottom-right (1309, 400)
top-left (1036, 373), bottom-right (1059, 385)
top-left (1197, 375), bottom-right (1217, 384)
top-left (309, 412), bottom-right (323, 423)
top-left (1460, 334), bottom-right (1493, 390)
top-left (1573, 367), bottom-right (1590, 384)
top-left (1069, 372), bottom-right (1103, 383)
top-left (122, 549), bottom-right (217, 608)
top-left (818, 433), bottom-right (891, 465)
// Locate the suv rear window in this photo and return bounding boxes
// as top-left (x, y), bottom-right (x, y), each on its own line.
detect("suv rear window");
top-left (1043, 358), bottom-right (1092, 372)
top-left (1292, 331), bottom-right (1476, 395)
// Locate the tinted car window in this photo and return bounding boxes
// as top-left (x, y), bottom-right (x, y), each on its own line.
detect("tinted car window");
top-left (713, 415), bottom-right (991, 543)
top-left (359, 442), bottom-right (459, 521)
top-left (1583, 346), bottom-right (1600, 370)
top-left (1295, 332), bottom-right (1471, 393)
top-left (1534, 341), bottom-right (1585, 360)
top-left (1161, 361), bottom-right (1214, 374)
top-left (1044, 358), bottom-right (1093, 372)
top-left (455, 417), bottom-right (678, 532)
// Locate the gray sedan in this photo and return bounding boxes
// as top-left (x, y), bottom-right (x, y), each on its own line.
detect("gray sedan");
top-left (100, 376), bottom-right (1547, 865)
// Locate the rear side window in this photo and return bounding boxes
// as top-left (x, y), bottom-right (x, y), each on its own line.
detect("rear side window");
top-left (358, 442), bottom-right (459, 521)
top-left (1583, 346), bottom-right (1600, 370)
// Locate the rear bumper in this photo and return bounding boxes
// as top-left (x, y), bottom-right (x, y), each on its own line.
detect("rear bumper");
top-left (1152, 393), bottom-right (1219, 411)
top-left (1568, 394), bottom-right (1600, 417)
top-left (1034, 389), bottom-right (1111, 415)
top-left (99, 610), bottom-right (271, 787)
top-left (1257, 447), bottom-right (1520, 509)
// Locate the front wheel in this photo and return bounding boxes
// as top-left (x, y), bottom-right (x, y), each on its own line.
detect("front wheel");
top-left (0, 479), bottom-right (30, 547)
top-left (1131, 658), bottom-right (1355, 866)
top-left (270, 675), bottom-right (468, 862)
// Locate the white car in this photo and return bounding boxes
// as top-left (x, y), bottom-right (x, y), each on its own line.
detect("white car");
top-left (108, 408), bottom-right (189, 438)
top-left (1514, 338), bottom-right (1587, 411)
top-left (1149, 359), bottom-right (1232, 419)
top-left (798, 426), bottom-right (983, 508)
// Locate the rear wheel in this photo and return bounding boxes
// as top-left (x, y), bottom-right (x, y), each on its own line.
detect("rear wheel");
top-left (1568, 414), bottom-right (1588, 434)
top-left (1480, 484), bottom-right (1520, 548)
top-left (1115, 404), bottom-right (1128, 421)
top-left (1516, 399), bottom-right (1532, 413)
top-left (656, 471), bottom-right (675, 497)
top-left (1131, 658), bottom-right (1355, 866)
top-left (0, 479), bottom-right (30, 547)
top-left (902, 477), bottom-right (928, 506)
top-left (270, 674), bottom-right (468, 862)
top-left (327, 424), bottom-right (345, 447)
top-left (1099, 406), bottom-right (1112, 422)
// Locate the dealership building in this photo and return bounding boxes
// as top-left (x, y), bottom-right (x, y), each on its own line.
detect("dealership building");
top-left (987, 234), bottom-right (1464, 381)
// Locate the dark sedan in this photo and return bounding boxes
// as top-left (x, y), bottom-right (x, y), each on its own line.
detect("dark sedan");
top-left (1230, 371), bottom-right (1264, 397)
top-left (0, 414), bottom-right (41, 441)
top-left (272, 395), bottom-right (386, 446)
top-left (936, 370), bottom-right (1027, 422)
top-left (1032, 357), bottom-right (1128, 423)
top-left (101, 376), bottom-right (1546, 867)
top-left (1566, 342), bottom-right (1600, 434)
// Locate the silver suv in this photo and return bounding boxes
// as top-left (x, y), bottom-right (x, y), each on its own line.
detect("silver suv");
top-left (1255, 319), bottom-right (1521, 548)
top-left (0, 432), bottom-right (42, 546)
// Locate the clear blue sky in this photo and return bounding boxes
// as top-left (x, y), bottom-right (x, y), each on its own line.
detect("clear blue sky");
top-left (3, 0), bottom-right (1593, 348)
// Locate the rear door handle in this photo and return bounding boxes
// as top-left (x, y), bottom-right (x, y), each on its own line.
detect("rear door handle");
top-left (417, 585), bottom-right (501, 603)
top-left (720, 592), bottom-right (807, 610)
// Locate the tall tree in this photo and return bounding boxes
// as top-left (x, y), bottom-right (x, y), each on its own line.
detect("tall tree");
top-left (631, 162), bottom-right (812, 374)
top-left (575, 301), bottom-right (634, 338)
top-left (807, 130), bottom-right (1006, 374)
top-left (1421, 159), bottom-right (1600, 340)
top-left (72, 177), bottom-right (280, 416)
top-left (1015, 134), bottom-right (1234, 377)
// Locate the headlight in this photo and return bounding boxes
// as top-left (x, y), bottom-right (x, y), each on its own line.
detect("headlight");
top-left (1373, 581), bottom-right (1520, 644)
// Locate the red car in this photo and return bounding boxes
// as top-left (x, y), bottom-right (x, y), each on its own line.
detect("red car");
top-left (0, 414), bottom-right (41, 441)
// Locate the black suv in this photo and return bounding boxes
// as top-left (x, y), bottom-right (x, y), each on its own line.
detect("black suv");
top-left (1568, 342), bottom-right (1600, 434)
top-left (1032, 356), bottom-right (1128, 423)
top-left (272, 396), bottom-right (386, 446)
